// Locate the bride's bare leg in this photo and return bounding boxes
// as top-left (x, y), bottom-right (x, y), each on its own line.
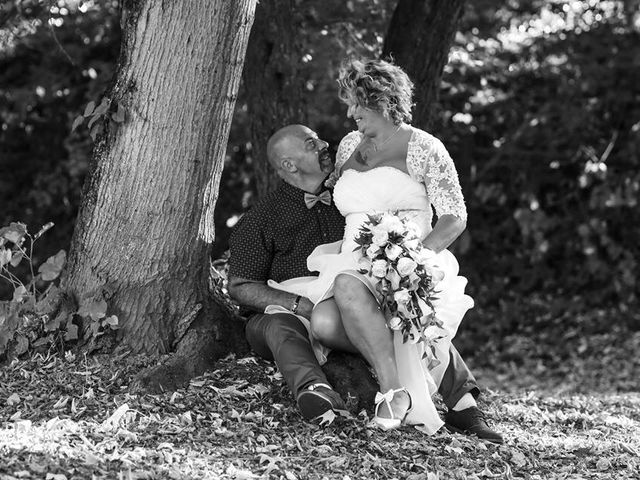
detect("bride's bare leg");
top-left (332, 274), bottom-right (410, 419)
top-left (311, 299), bottom-right (358, 353)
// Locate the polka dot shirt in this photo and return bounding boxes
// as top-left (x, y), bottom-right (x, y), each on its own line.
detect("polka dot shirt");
top-left (228, 181), bottom-right (345, 283)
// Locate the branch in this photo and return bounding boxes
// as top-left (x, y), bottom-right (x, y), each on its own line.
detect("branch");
top-left (47, 0), bottom-right (76, 66)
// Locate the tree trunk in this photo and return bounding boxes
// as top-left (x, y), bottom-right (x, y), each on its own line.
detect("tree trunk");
top-left (243, 0), bottom-right (308, 198)
top-left (383, 0), bottom-right (466, 129)
top-left (61, 0), bottom-right (256, 390)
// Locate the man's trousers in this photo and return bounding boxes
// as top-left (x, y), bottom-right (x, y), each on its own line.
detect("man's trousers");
top-left (245, 311), bottom-right (479, 407)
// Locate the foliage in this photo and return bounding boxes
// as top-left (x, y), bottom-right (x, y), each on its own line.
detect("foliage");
top-left (0, 349), bottom-right (638, 478)
top-left (440, 1), bottom-right (640, 345)
top-left (0, 221), bottom-right (68, 357)
top-left (0, 0), bottom-right (121, 299)
top-left (71, 97), bottom-right (125, 141)
top-left (0, 222), bottom-right (118, 361)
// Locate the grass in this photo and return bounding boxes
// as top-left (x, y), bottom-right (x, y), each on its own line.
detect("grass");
top-left (1, 340), bottom-right (639, 480)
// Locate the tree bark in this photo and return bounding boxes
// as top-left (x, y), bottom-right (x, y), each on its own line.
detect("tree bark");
top-left (243, 0), bottom-right (308, 198)
top-left (383, 0), bottom-right (466, 129)
top-left (61, 0), bottom-right (256, 389)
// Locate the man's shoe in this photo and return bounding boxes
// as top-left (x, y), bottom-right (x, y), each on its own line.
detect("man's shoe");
top-left (296, 383), bottom-right (346, 421)
top-left (444, 406), bottom-right (504, 444)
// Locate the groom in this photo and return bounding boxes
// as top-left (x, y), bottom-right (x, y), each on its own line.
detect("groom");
top-left (227, 124), bottom-right (503, 443)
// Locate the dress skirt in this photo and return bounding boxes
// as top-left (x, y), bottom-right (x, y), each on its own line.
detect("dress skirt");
top-left (268, 240), bottom-right (473, 434)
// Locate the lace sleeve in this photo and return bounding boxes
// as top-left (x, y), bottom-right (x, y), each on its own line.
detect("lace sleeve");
top-left (407, 130), bottom-right (467, 221)
top-left (325, 131), bottom-right (361, 188)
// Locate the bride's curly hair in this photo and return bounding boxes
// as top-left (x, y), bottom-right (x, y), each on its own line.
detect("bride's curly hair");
top-left (337, 58), bottom-right (414, 125)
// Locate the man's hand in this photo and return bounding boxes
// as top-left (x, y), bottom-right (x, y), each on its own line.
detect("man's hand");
top-left (296, 296), bottom-right (315, 319)
top-left (228, 276), bottom-right (313, 319)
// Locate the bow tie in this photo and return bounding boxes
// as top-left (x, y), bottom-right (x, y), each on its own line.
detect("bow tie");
top-left (304, 190), bottom-right (332, 209)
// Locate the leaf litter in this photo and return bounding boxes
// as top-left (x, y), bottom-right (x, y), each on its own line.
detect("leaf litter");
top-left (0, 352), bottom-right (638, 479)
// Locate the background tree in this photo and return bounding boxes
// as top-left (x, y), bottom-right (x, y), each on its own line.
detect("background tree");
top-left (58, 0), bottom-right (256, 388)
top-left (238, 0), bottom-right (395, 200)
top-left (383, 0), bottom-right (466, 129)
top-left (243, 0), bottom-right (308, 198)
top-left (213, 0), bottom-right (394, 257)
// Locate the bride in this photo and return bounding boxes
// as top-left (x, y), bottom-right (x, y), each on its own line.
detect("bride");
top-left (272, 59), bottom-right (474, 434)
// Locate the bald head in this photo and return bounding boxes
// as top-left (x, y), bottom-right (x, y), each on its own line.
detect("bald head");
top-left (266, 124), bottom-right (308, 171)
top-left (265, 124), bottom-right (333, 192)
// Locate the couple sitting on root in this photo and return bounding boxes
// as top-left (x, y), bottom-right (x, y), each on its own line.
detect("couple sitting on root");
top-left (227, 58), bottom-right (503, 443)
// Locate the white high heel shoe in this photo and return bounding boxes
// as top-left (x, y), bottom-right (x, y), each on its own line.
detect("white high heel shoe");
top-left (372, 387), bottom-right (413, 430)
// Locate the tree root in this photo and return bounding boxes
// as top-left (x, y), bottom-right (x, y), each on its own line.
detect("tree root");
top-left (130, 300), bottom-right (248, 394)
top-left (323, 351), bottom-right (378, 414)
top-left (130, 295), bottom-right (378, 413)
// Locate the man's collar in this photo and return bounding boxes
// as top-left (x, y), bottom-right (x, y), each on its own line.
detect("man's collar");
top-left (280, 178), bottom-right (330, 198)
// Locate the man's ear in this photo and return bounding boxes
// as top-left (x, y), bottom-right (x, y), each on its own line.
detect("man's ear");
top-left (282, 158), bottom-right (297, 173)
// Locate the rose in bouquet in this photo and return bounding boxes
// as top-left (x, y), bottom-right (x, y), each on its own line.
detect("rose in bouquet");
top-left (353, 212), bottom-right (446, 367)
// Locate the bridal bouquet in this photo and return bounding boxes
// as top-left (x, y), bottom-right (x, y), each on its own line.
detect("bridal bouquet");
top-left (353, 212), bottom-right (445, 362)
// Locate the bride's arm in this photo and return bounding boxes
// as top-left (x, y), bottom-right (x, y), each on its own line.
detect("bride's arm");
top-left (422, 215), bottom-right (466, 253)
top-left (418, 134), bottom-right (468, 253)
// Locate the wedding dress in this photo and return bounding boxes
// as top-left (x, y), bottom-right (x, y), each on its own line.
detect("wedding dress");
top-left (269, 127), bottom-right (473, 434)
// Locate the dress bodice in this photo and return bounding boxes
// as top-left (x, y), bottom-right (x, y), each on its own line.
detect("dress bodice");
top-left (326, 126), bottom-right (468, 224)
top-left (333, 167), bottom-right (433, 251)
